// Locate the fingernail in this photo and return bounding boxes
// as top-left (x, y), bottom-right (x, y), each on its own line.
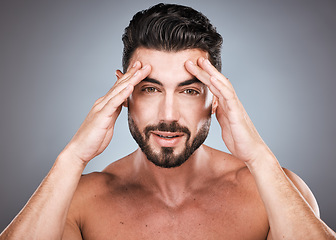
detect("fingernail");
top-left (133, 70), bottom-right (139, 76)
top-left (188, 60), bottom-right (194, 65)
top-left (142, 65), bottom-right (148, 70)
top-left (132, 62), bottom-right (137, 68)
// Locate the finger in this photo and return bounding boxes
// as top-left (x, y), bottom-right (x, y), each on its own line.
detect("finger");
top-left (210, 76), bottom-right (248, 126)
top-left (98, 64), bottom-right (151, 110)
top-left (100, 84), bottom-right (134, 118)
top-left (194, 57), bottom-right (238, 105)
top-left (119, 61), bottom-right (140, 82)
top-left (185, 60), bottom-right (222, 97)
top-left (98, 61), bottom-right (141, 104)
top-left (198, 57), bottom-right (234, 90)
top-left (209, 76), bottom-right (235, 102)
top-left (112, 61), bottom-right (140, 91)
top-left (112, 62), bottom-right (151, 93)
top-left (185, 60), bottom-right (211, 85)
top-left (115, 64), bottom-right (151, 96)
top-left (116, 62), bottom-right (142, 86)
top-left (95, 69), bottom-right (128, 106)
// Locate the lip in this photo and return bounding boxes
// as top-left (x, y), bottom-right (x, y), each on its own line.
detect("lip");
top-left (151, 131), bottom-right (184, 148)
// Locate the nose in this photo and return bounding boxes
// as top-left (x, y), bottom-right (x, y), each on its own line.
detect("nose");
top-left (158, 93), bottom-right (180, 123)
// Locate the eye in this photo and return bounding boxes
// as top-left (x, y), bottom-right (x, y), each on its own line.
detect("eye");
top-left (183, 89), bottom-right (200, 96)
top-left (142, 87), bottom-right (158, 93)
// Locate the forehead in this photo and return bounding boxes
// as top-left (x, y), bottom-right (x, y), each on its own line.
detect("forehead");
top-left (130, 48), bottom-right (208, 85)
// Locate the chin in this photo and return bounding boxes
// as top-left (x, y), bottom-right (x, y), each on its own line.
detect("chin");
top-left (146, 146), bottom-right (190, 168)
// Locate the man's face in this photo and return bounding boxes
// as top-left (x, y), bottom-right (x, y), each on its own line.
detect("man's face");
top-left (128, 48), bottom-right (214, 168)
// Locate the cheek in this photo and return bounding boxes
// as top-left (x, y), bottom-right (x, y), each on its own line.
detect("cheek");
top-left (181, 95), bottom-right (212, 117)
top-left (128, 95), bottom-right (159, 124)
top-left (180, 99), bottom-right (212, 132)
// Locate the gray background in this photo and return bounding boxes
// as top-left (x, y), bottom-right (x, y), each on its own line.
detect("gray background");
top-left (1, 0), bottom-right (335, 232)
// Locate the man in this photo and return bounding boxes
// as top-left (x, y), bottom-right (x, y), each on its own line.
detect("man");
top-left (1, 3), bottom-right (335, 240)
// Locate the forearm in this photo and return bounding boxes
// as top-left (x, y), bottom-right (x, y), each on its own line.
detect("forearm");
top-left (0, 151), bottom-right (86, 240)
top-left (248, 149), bottom-right (336, 240)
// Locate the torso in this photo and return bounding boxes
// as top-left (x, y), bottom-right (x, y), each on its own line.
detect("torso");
top-left (67, 146), bottom-right (269, 240)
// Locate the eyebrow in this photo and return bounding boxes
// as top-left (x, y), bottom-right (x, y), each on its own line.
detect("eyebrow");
top-left (178, 78), bottom-right (203, 87)
top-left (141, 78), bottom-right (163, 86)
top-left (141, 77), bottom-right (204, 87)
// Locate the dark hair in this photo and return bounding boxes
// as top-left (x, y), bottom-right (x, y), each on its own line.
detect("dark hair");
top-left (122, 3), bottom-right (223, 72)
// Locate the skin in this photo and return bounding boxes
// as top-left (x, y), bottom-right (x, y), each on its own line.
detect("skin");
top-left (1, 48), bottom-right (335, 240)
top-left (64, 48), bottom-right (270, 239)
top-left (61, 48), bottom-right (324, 239)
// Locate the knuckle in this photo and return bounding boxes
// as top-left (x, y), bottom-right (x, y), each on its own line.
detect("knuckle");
top-left (92, 101), bottom-right (103, 113)
top-left (94, 97), bottom-right (103, 106)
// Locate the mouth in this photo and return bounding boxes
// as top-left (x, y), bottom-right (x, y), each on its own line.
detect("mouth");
top-left (153, 131), bottom-right (184, 138)
top-left (151, 131), bottom-right (185, 147)
top-left (157, 135), bottom-right (179, 139)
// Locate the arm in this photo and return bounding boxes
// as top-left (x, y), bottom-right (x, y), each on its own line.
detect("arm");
top-left (185, 58), bottom-right (336, 240)
top-left (0, 62), bottom-right (151, 240)
top-left (265, 168), bottom-right (321, 240)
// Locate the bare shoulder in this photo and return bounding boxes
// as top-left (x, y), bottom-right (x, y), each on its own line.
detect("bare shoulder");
top-left (204, 146), bottom-right (318, 210)
top-left (67, 152), bottom-right (137, 216)
top-left (203, 145), bottom-right (262, 198)
top-left (76, 152), bottom-right (136, 196)
top-left (202, 146), bottom-right (269, 236)
top-left (204, 145), bottom-right (253, 180)
top-left (282, 168), bottom-right (320, 216)
top-left (62, 154), bottom-right (138, 239)
top-left (63, 171), bottom-right (118, 237)
top-left (210, 147), bottom-right (319, 216)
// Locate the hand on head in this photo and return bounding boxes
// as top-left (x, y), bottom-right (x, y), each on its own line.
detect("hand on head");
top-left (185, 57), bottom-right (268, 165)
top-left (64, 61), bottom-right (151, 164)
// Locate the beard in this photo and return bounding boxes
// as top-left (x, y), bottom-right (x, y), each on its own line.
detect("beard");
top-left (128, 112), bottom-right (211, 168)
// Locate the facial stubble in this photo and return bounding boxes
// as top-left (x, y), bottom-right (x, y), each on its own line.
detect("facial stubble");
top-left (128, 111), bottom-right (211, 168)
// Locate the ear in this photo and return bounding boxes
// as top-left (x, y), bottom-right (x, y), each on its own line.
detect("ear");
top-left (211, 96), bottom-right (218, 114)
top-left (115, 70), bottom-right (124, 80)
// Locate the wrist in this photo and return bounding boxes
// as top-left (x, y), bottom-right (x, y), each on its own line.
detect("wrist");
top-left (245, 145), bottom-right (281, 175)
top-left (56, 149), bottom-right (88, 173)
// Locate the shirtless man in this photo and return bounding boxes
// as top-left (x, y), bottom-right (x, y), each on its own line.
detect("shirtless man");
top-left (1, 3), bottom-right (335, 240)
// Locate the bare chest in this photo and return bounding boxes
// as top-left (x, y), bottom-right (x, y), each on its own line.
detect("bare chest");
top-left (80, 186), bottom-right (269, 240)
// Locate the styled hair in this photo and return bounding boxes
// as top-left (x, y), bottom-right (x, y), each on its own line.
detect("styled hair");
top-left (122, 3), bottom-right (223, 72)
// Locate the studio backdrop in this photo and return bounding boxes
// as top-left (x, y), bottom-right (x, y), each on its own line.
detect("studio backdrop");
top-left (1, 0), bottom-right (335, 231)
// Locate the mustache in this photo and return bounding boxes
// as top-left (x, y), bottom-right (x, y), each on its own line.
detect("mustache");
top-left (144, 122), bottom-right (191, 140)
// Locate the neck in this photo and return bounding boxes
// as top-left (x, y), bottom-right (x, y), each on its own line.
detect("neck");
top-left (133, 145), bottom-right (211, 207)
